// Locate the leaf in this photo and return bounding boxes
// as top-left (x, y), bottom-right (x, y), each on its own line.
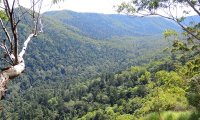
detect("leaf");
top-left (0, 10), bottom-right (8, 21)
top-left (163, 29), bottom-right (178, 39)
top-left (177, 17), bottom-right (185, 22)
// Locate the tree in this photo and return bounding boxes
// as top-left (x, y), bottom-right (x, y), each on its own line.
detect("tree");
top-left (187, 74), bottom-right (200, 111)
top-left (117, 0), bottom-right (200, 51)
top-left (118, 1), bottom-right (200, 114)
top-left (0, 0), bottom-right (61, 100)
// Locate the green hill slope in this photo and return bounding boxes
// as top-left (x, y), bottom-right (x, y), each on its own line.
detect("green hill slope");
top-left (44, 10), bottom-right (181, 40)
top-left (0, 10), bottom-right (180, 119)
top-left (15, 12), bottom-right (170, 86)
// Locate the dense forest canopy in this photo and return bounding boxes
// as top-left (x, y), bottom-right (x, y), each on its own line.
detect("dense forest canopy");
top-left (0, 0), bottom-right (199, 120)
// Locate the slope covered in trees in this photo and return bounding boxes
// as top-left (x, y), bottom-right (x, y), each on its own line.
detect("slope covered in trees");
top-left (0, 10), bottom-right (171, 86)
top-left (2, 43), bottom-right (199, 119)
top-left (44, 10), bottom-right (181, 40)
top-left (0, 9), bottom-right (199, 119)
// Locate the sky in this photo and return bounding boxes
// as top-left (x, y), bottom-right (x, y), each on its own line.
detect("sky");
top-left (19, 0), bottom-right (125, 14)
top-left (18, 0), bottom-right (197, 16)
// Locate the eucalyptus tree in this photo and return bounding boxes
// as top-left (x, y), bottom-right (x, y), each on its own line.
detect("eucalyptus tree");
top-left (0, 0), bottom-right (62, 100)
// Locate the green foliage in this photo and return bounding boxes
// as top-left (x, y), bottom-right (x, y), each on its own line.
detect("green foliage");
top-left (177, 17), bottom-right (185, 23)
top-left (187, 74), bottom-right (200, 111)
top-left (0, 7), bottom-right (199, 120)
top-left (148, 0), bottom-right (159, 10)
top-left (44, 10), bottom-right (180, 40)
top-left (141, 111), bottom-right (192, 120)
top-left (0, 10), bottom-right (8, 21)
top-left (155, 71), bottom-right (183, 87)
top-left (163, 29), bottom-right (178, 39)
top-left (116, 114), bottom-right (136, 120)
top-left (117, 2), bottom-right (135, 14)
top-left (48, 97), bottom-right (58, 106)
top-left (118, 0), bottom-right (200, 54)
top-left (2, 52), bottom-right (196, 119)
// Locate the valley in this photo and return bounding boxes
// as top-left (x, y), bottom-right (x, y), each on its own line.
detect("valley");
top-left (0, 9), bottom-right (199, 120)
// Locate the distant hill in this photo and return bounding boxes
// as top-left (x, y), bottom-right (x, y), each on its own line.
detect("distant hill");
top-left (181, 15), bottom-right (199, 26)
top-left (22, 14), bottom-right (168, 84)
top-left (0, 9), bottom-right (168, 87)
top-left (43, 10), bottom-right (181, 40)
top-left (0, 8), bottom-right (199, 119)
top-left (0, 9), bottom-right (190, 119)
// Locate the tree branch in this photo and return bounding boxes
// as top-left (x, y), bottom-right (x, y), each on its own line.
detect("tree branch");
top-left (0, 41), bottom-right (14, 64)
top-left (11, 0), bottom-right (16, 14)
top-left (3, 0), bottom-right (19, 64)
top-left (0, 0), bottom-right (44, 100)
top-left (0, 18), bottom-right (13, 53)
top-left (134, 10), bottom-right (200, 41)
top-left (35, 0), bottom-right (43, 35)
top-left (17, 0), bottom-right (42, 20)
top-left (19, 34), bottom-right (34, 58)
top-left (186, 0), bottom-right (200, 16)
top-left (3, 0), bottom-right (11, 17)
top-left (0, 60), bottom-right (25, 99)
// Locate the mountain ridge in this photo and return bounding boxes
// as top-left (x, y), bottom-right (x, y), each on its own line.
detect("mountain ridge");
top-left (0, 8), bottom-right (192, 119)
top-left (43, 10), bottom-right (182, 40)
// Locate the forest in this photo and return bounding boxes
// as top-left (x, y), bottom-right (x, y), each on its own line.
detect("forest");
top-left (0, 0), bottom-right (199, 120)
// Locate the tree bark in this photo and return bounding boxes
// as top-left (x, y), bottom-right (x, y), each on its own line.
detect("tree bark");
top-left (0, 59), bottom-right (25, 99)
top-left (0, 0), bottom-right (43, 100)
top-left (0, 33), bottom-right (34, 100)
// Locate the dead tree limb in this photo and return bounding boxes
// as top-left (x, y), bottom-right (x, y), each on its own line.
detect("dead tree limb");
top-left (0, 0), bottom-right (43, 100)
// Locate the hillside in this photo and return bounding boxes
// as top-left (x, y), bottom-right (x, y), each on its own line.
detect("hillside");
top-left (181, 15), bottom-right (199, 26)
top-left (0, 10), bottom-right (186, 119)
top-left (44, 10), bottom-right (181, 40)
top-left (12, 10), bottom-right (172, 85)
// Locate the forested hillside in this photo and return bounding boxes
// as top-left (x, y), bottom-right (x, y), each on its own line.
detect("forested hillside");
top-left (0, 9), bottom-right (199, 120)
top-left (44, 10), bottom-right (181, 40)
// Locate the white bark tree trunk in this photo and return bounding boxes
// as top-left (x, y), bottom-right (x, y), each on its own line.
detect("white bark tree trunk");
top-left (0, 0), bottom-right (43, 100)
top-left (0, 34), bottom-right (34, 100)
top-left (0, 61), bottom-right (25, 99)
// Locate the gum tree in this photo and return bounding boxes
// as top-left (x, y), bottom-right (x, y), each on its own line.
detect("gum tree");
top-left (0, 0), bottom-right (62, 100)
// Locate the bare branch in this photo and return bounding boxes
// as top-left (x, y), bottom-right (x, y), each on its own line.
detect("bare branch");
top-left (35, 0), bottom-right (43, 35)
top-left (11, 0), bottom-right (16, 14)
top-left (19, 34), bottom-right (34, 58)
top-left (0, 60), bottom-right (25, 99)
top-left (3, 0), bottom-right (11, 15)
top-left (0, 18), bottom-right (13, 53)
top-left (17, 0), bottom-right (42, 20)
top-left (0, 0), bottom-right (45, 100)
top-left (38, 16), bottom-right (43, 33)
top-left (0, 43), bottom-right (14, 64)
top-left (153, 13), bottom-right (200, 41)
top-left (19, 0), bottom-right (43, 57)
top-left (0, 41), bottom-right (14, 64)
top-left (175, 21), bottom-right (200, 41)
top-left (15, 19), bottom-right (21, 26)
top-left (4, 0), bottom-right (19, 64)
top-left (2, 1), bottom-right (10, 25)
top-left (186, 0), bottom-right (200, 16)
